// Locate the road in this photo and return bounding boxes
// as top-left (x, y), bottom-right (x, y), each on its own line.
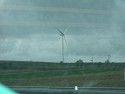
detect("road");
top-left (10, 86), bottom-right (125, 94)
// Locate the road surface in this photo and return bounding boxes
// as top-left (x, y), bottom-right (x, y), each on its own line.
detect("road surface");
top-left (10, 86), bottom-right (125, 94)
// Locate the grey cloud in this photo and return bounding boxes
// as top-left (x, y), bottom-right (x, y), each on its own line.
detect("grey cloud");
top-left (2, 0), bottom-right (115, 9)
top-left (66, 37), bottom-right (112, 56)
top-left (0, 38), bottom-right (17, 54)
top-left (0, 0), bottom-right (125, 62)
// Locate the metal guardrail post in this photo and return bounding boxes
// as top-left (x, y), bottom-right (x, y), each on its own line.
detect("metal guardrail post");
top-left (74, 86), bottom-right (78, 94)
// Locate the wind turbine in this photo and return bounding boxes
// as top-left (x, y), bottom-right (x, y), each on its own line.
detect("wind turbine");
top-left (56, 26), bottom-right (70, 63)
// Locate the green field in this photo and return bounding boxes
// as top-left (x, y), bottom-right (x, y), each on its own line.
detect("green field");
top-left (0, 61), bottom-right (125, 87)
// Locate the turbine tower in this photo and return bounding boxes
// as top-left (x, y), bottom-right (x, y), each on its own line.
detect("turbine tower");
top-left (56, 26), bottom-right (70, 63)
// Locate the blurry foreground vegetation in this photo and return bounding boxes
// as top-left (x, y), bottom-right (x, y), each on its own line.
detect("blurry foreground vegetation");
top-left (0, 60), bottom-right (125, 87)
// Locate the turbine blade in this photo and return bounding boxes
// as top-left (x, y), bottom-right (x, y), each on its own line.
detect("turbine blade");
top-left (55, 27), bottom-right (64, 35)
top-left (64, 26), bottom-right (70, 34)
top-left (64, 35), bottom-right (68, 49)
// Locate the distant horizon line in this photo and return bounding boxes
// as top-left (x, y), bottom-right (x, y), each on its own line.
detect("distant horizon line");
top-left (0, 60), bottom-right (125, 63)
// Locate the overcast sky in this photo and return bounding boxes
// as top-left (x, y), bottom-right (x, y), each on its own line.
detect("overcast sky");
top-left (0, 0), bottom-right (125, 62)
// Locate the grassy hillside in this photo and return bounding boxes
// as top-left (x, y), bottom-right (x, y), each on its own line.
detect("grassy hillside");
top-left (0, 61), bottom-right (125, 87)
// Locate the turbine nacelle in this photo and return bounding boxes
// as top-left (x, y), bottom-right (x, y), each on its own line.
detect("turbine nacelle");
top-left (60, 33), bottom-right (64, 36)
top-left (56, 26), bottom-right (70, 36)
